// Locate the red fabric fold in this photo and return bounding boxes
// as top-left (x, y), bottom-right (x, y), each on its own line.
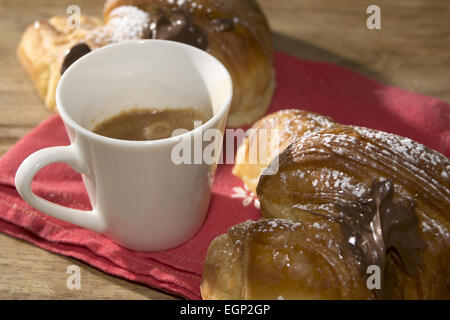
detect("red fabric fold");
top-left (0, 52), bottom-right (448, 299)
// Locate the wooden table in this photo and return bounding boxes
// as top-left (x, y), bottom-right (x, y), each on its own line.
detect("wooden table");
top-left (0, 0), bottom-right (449, 299)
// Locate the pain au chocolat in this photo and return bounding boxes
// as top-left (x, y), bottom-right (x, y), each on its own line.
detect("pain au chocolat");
top-left (202, 124), bottom-right (450, 299)
top-left (17, 0), bottom-right (274, 127)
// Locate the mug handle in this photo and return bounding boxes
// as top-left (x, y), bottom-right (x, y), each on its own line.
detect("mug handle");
top-left (15, 145), bottom-right (106, 233)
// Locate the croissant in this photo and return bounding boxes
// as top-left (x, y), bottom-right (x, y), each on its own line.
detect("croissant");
top-left (202, 125), bottom-right (450, 299)
top-left (201, 218), bottom-right (377, 299)
top-left (233, 109), bottom-right (336, 194)
top-left (17, 0), bottom-right (274, 127)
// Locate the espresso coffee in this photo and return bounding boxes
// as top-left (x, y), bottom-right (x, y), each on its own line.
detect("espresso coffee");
top-left (92, 107), bottom-right (208, 141)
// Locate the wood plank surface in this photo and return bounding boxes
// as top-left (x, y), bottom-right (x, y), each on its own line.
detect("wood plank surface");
top-left (0, 0), bottom-right (449, 299)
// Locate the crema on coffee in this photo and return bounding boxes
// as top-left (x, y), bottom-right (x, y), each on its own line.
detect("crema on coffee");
top-left (92, 107), bottom-right (208, 141)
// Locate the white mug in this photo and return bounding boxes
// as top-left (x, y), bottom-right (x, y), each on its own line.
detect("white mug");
top-left (15, 40), bottom-right (233, 251)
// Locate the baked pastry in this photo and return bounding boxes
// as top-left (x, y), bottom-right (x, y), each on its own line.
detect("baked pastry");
top-left (17, 0), bottom-right (275, 127)
top-left (201, 218), bottom-right (376, 299)
top-left (17, 16), bottom-right (101, 108)
top-left (233, 109), bottom-right (336, 194)
top-left (202, 126), bottom-right (450, 299)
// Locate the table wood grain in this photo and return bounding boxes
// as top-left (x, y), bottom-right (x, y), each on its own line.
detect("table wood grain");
top-left (0, 0), bottom-right (449, 299)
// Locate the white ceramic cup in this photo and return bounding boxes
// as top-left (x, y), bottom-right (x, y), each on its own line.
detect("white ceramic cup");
top-left (15, 40), bottom-right (233, 251)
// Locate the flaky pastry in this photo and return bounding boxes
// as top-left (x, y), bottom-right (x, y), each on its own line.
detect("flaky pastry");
top-left (203, 125), bottom-right (450, 299)
top-left (17, 0), bottom-right (275, 127)
top-left (233, 109), bottom-right (336, 194)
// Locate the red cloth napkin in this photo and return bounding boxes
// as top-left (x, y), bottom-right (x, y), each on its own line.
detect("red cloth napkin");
top-left (0, 52), bottom-right (449, 299)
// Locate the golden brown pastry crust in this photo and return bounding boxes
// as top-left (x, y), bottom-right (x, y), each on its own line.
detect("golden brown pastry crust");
top-left (17, 16), bottom-right (101, 109)
top-left (17, 0), bottom-right (274, 127)
top-left (256, 126), bottom-right (450, 299)
top-left (233, 109), bottom-right (336, 194)
top-left (202, 124), bottom-right (450, 300)
top-left (201, 219), bottom-right (374, 299)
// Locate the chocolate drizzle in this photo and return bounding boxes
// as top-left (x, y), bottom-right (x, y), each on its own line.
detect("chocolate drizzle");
top-left (148, 9), bottom-right (208, 50)
top-left (334, 178), bottom-right (425, 299)
top-left (61, 43), bottom-right (91, 75)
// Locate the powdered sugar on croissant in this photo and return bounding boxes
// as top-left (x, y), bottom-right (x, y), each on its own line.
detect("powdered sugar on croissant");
top-left (86, 6), bottom-right (150, 46)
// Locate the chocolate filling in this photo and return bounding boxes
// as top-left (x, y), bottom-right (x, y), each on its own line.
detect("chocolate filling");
top-left (334, 178), bottom-right (425, 299)
top-left (60, 7), bottom-right (236, 71)
top-left (61, 43), bottom-right (91, 75)
top-left (148, 9), bottom-right (208, 50)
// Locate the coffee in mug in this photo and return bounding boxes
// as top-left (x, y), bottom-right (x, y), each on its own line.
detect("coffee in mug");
top-left (15, 40), bottom-right (233, 251)
top-left (92, 107), bottom-right (208, 141)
